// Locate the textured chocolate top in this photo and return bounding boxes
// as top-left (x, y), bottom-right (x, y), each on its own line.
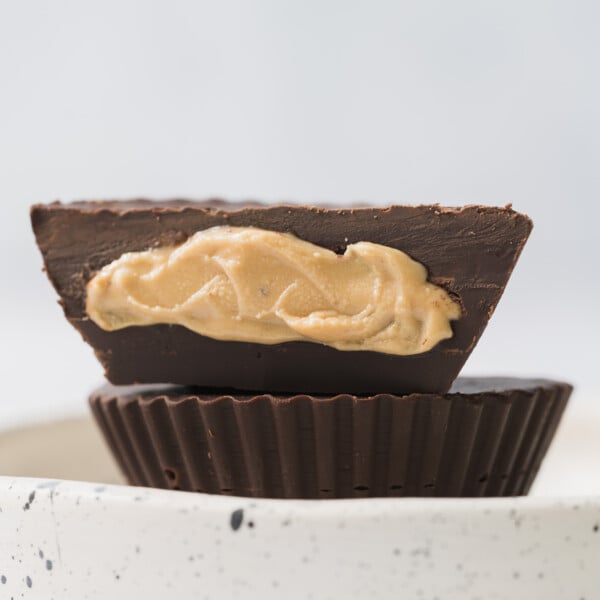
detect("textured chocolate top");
top-left (92, 376), bottom-right (569, 402)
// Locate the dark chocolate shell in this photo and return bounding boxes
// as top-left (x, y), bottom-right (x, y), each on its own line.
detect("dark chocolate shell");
top-left (89, 377), bottom-right (571, 498)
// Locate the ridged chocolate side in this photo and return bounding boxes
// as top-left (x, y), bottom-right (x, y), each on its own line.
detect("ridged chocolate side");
top-left (89, 379), bottom-right (571, 498)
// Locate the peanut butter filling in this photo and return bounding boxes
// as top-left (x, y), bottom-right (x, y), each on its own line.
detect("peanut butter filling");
top-left (86, 226), bottom-right (461, 355)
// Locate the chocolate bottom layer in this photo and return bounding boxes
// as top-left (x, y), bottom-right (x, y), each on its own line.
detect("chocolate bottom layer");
top-left (89, 377), bottom-right (571, 499)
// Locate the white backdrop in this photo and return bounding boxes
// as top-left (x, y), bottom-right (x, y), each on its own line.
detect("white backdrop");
top-left (1, 0), bottom-right (598, 426)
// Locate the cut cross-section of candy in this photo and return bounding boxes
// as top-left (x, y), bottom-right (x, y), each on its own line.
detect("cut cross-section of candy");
top-left (31, 200), bottom-right (532, 394)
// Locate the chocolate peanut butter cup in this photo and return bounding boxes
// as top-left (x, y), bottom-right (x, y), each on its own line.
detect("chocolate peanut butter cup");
top-left (89, 377), bottom-right (571, 498)
top-left (32, 200), bottom-right (532, 394)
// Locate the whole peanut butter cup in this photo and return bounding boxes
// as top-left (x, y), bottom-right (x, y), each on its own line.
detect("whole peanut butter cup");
top-left (90, 377), bottom-right (571, 499)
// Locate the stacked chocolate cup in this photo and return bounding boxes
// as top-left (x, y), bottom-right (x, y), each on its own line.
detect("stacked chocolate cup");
top-left (32, 200), bottom-right (571, 498)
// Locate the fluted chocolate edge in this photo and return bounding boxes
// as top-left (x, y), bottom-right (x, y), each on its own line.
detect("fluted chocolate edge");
top-left (89, 378), bottom-right (572, 499)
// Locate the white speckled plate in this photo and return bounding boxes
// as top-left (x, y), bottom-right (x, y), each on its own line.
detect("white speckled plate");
top-left (0, 478), bottom-right (599, 599)
top-left (0, 391), bottom-right (599, 600)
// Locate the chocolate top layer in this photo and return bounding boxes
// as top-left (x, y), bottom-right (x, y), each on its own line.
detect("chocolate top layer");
top-left (32, 200), bottom-right (532, 394)
top-left (92, 376), bottom-right (568, 402)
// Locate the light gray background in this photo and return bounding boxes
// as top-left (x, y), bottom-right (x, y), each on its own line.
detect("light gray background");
top-left (1, 0), bottom-right (598, 426)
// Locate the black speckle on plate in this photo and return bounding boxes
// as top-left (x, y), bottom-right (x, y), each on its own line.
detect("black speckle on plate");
top-left (230, 509), bottom-right (244, 531)
top-left (23, 491), bottom-right (36, 511)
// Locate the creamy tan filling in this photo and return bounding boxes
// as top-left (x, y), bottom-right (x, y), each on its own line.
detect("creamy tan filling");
top-left (85, 226), bottom-right (461, 355)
